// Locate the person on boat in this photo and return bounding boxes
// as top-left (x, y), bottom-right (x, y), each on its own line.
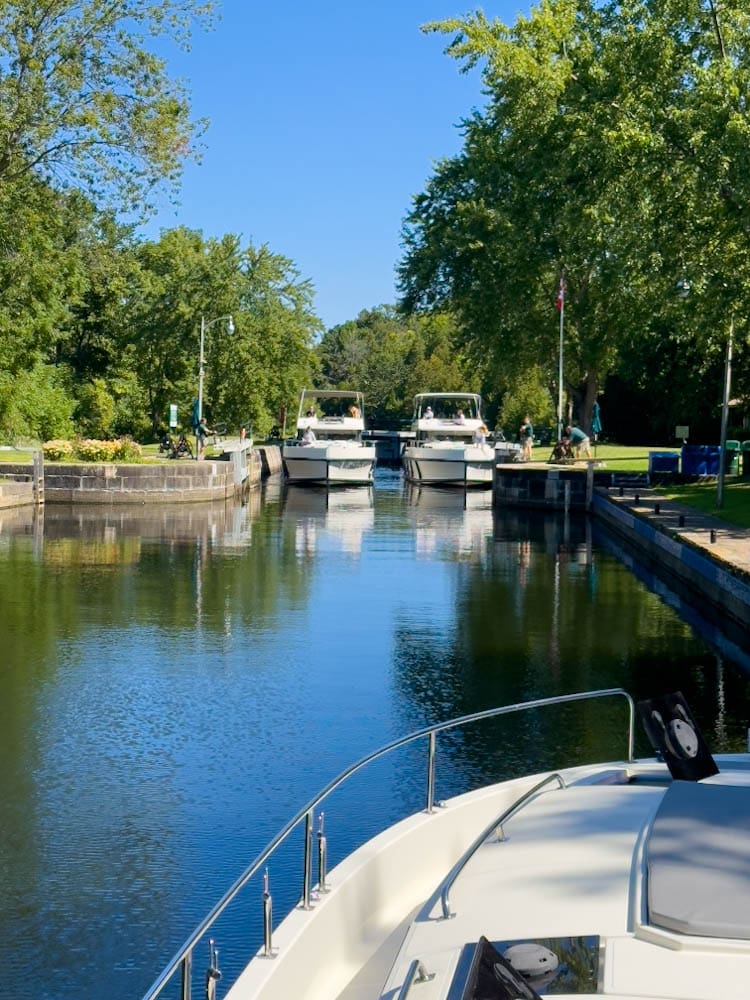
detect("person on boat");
top-left (301, 426), bottom-right (316, 445)
top-left (566, 424), bottom-right (591, 459)
top-left (348, 404), bottom-right (361, 418)
top-left (520, 416), bottom-right (534, 461)
top-left (423, 406), bottom-right (433, 419)
top-left (305, 407), bottom-right (316, 418)
top-left (473, 423), bottom-right (488, 446)
top-left (455, 408), bottom-right (466, 424)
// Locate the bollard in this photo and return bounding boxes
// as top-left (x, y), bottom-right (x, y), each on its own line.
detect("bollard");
top-left (678, 514), bottom-right (685, 527)
top-left (710, 529), bottom-right (717, 543)
top-left (619, 486), bottom-right (624, 497)
top-left (634, 494), bottom-right (639, 504)
top-left (655, 503), bottom-right (660, 515)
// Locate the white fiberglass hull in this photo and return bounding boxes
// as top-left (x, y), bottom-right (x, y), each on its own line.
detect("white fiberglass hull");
top-left (402, 444), bottom-right (494, 486)
top-left (282, 442), bottom-right (375, 485)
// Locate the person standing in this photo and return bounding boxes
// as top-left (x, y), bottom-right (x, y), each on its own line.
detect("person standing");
top-left (196, 416), bottom-right (209, 459)
top-left (566, 424), bottom-right (591, 459)
top-left (520, 416), bottom-right (534, 461)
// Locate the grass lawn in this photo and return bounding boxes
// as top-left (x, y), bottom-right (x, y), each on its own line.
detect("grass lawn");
top-left (661, 480), bottom-right (750, 529)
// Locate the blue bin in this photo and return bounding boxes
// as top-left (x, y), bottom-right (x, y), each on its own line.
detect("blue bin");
top-left (681, 445), bottom-right (721, 476)
top-left (649, 452), bottom-right (679, 475)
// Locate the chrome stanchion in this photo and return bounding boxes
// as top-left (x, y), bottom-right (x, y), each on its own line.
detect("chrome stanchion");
top-left (181, 950), bottom-right (192, 1000)
top-left (262, 868), bottom-right (275, 958)
top-left (302, 808), bottom-right (314, 909)
top-left (426, 730), bottom-right (436, 813)
top-left (205, 939), bottom-right (221, 1000)
top-left (317, 812), bottom-right (329, 893)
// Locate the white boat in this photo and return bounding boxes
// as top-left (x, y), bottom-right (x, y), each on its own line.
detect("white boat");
top-left (142, 687), bottom-right (750, 1000)
top-left (402, 393), bottom-right (496, 486)
top-left (282, 390), bottom-right (376, 485)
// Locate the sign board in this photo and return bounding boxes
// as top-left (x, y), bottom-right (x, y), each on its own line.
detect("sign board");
top-left (169, 404), bottom-right (178, 428)
top-left (675, 425), bottom-right (689, 440)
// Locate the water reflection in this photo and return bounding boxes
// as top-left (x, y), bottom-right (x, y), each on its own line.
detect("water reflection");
top-left (0, 481), bottom-right (748, 1000)
top-left (405, 484), bottom-right (494, 561)
top-left (283, 485), bottom-right (374, 557)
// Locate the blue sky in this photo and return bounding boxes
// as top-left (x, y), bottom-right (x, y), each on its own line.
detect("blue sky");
top-left (144, 1), bottom-right (526, 330)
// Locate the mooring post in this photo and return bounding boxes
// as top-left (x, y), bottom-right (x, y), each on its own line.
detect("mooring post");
top-left (32, 449), bottom-right (44, 506)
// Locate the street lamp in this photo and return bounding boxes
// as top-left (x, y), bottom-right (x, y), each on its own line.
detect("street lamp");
top-left (197, 313), bottom-right (235, 425)
top-left (675, 279), bottom-right (733, 508)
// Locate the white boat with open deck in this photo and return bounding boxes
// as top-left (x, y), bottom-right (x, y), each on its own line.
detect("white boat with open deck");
top-left (282, 389), bottom-right (375, 485)
top-left (402, 393), bottom-right (497, 486)
top-left (142, 687), bottom-right (750, 1000)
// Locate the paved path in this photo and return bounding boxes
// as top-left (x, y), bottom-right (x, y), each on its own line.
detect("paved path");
top-left (603, 486), bottom-right (750, 582)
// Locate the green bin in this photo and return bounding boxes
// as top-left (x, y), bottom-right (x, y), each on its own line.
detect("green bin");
top-left (742, 441), bottom-right (750, 477)
top-left (725, 440), bottom-right (740, 475)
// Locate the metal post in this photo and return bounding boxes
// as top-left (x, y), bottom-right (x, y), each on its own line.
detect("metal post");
top-left (557, 270), bottom-right (565, 441)
top-left (717, 315), bottom-right (733, 509)
top-left (180, 950), bottom-right (192, 1000)
top-left (198, 315), bottom-right (206, 424)
top-left (205, 939), bottom-right (221, 1000)
top-left (302, 808), bottom-right (314, 909)
top-left (317, 812), bottom-right (328, 892)
top-left (262, 869), bottom-right (274, 957)
top-left (426, 730), bottom-right (436, 813)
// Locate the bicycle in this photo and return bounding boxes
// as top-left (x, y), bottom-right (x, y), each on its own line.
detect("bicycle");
top-left (159, 431), bottom-right (194, 460)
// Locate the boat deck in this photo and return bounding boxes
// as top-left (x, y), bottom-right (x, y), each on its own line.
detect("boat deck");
top-left (377, 767), bottom-right (750, 1000)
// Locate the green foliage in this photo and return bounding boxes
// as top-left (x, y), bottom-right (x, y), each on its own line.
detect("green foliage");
top-left (499, 367), bottom-right (556, 440)
top-left (0, 0), bottom-right (214, 216)
top-left (401, 0), bottom-right (750, 435)
top-left (317, 307), bottom-right (471, 427)
top-left (75, 378), bottom-right (116, 438)
top-left (0, 362), bottom-right (75, 442)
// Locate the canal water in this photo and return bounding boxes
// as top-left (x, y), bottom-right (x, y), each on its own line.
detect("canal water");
top-left (1, 469), bottom-right (748, 1000)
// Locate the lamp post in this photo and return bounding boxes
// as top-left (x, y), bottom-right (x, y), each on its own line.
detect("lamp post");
top-left (675, 279), bottom-right (733, 509)
top-left (197, 313), bottom-right (235, 425)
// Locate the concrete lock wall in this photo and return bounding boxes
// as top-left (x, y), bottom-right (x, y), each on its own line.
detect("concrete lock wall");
top-left (493, 466), bottom-right (592, 511)
top-left (0, 453), bottom-right (265, 504)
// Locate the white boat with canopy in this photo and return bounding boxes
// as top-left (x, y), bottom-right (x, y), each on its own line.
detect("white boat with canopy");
top-left (142, 687), bottom-right (750, 1000)
top-left (402, 393), bottom-right (497, 486)
top-left (282, 390), bottom-right (375, 485)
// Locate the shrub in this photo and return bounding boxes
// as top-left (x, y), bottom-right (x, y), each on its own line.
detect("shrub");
top-left (113, 437), bottom-right (142, 461)
top-left (74, 438), bottom-right (120, 462)
top-left (43, 439), bottom-right (74, 461)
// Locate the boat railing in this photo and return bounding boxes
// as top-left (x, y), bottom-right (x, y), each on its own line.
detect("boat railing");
top-left (439, 771), bottom-right (567, 920)
top-left (140, 688), bottom-right (634, 1000)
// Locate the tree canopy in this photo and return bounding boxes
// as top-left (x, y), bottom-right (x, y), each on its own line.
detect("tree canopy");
top-left (399, 0), bottom-right (750, 438)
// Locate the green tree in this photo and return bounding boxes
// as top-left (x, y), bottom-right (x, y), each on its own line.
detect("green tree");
top-left (0, 0), bottom-right (214, 216)
top-left (400, 0), bottom-right (750, 436)
top-left (318, 307), bottom-right (471, 427)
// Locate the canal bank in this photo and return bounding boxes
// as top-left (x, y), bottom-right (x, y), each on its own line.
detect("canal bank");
top-left (0, 444), bottom-right (281, 504)
top-left (493, 462), bottom-right (750, 630)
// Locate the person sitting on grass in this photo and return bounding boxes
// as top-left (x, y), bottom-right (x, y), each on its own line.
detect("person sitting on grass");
top-left (566, 424), bottom-right (591, 459)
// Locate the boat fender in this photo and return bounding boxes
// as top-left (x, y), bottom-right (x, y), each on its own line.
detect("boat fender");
top-left (503, 942), bottom-right (559, 978)
top-left (651, 707), bottom-right (699, 759)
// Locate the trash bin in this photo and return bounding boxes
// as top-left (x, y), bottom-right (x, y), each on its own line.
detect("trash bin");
top-left (742, 441), bottom-right (750, 477)
top-left (681, 445), bottom-right (721, 476)
top-left (725, 440), bottom-right (740, 475)
top-left (649, 451), bottom-right (679, 475)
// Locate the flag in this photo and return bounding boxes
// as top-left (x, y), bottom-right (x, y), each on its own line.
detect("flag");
top-left (556, 274), bottom-right (565, 311)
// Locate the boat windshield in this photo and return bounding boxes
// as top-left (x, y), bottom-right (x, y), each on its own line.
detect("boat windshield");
top-left (414, 394), bottom-right (482, 422)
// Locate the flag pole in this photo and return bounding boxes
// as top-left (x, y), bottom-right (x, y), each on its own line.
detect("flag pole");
top-left (556, 269), bottom-right (565, 441)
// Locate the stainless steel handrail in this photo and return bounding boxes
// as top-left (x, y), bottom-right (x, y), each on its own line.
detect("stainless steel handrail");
top-left (141, 687), bottom-right (634, 999)
top-left (440, 771), bottom-right (567, 919)
top-left (396, 958), bottom-right (435, 999)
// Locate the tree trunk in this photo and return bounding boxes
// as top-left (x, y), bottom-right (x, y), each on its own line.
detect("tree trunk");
top-left (581, 370), bottom-right (599, 435)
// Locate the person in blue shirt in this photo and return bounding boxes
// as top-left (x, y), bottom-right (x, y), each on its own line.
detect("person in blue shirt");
top-left (566, 424), bottom-right (591, 459)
